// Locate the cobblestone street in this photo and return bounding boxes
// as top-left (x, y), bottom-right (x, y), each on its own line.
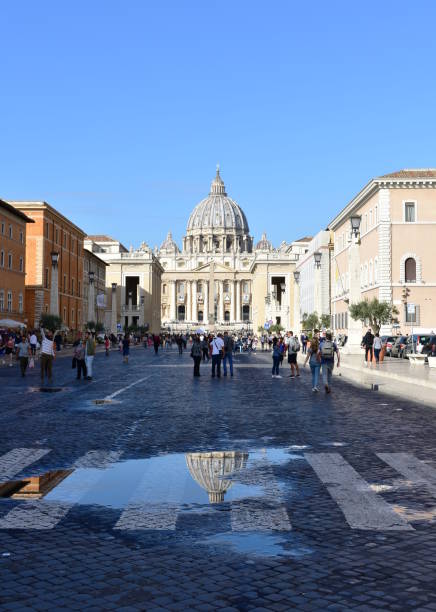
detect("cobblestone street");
top-left (1, 346), bottom-right (436, 611)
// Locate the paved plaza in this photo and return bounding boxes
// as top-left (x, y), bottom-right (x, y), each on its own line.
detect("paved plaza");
top-left (1, 346), bottom-right (436, 611)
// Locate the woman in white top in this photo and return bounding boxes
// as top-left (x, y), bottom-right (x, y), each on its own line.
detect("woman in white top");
top-left (373, 333), bottom-right (383, 363)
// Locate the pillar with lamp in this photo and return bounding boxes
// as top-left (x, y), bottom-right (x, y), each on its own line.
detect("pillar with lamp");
top-left (110, 282), bottom-right (117, 334)
top-left (343, 214), bottom-right (363, 354)
top-left (87, 270), bottom-right (95, 325)
top-left (293, 269), bottom-right (301, 336)
top-left (49, 251), bottom-right (59, 316)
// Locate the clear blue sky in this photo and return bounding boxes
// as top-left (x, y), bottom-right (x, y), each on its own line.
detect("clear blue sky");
top-left (2, 0), bottom-right (436, 249)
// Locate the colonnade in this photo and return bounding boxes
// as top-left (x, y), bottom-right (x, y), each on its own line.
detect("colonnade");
top-left (168, 279), bottom-right (250, 323)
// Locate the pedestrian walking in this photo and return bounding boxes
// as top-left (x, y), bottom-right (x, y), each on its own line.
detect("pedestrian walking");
top-left (301, 333), bottom-right (308, 354)
top-left (40, 328), bottom-right (56, 385)
top-left (373, 333), bottom-right (383, 363)
top-left (191, 335), bottom-right (202, 377)
top-left (15, 335), bottom-right (31, 377)
top-left (223, 331), bottom-right (234, 377)
top-left (74, 337), bottom-right (87, 380)
top-left (304, 336), bottom-right (321, 392)
top-left (210, 333), bottom-right (224, 378)
top-left (153, 334), bottom-right (160, 355)
top-left (271, 337), bottom-right (282, 378)
top-left (85, 332), bottom-right (96, 379)
top-left (122, 335), bottom-right (130, 363)
top-left (29, 331), bottom-right (38, 356)
top-left (320, 332), bottom-right (340, 394)
top-left (5, 335), bottom-right (15, 367)
top-left (104, 335), bottom-right (110, 356)
top-left (362, 328), bottom-right (374, 365)
top-left (286, 331), bottom-right (300, 378)
top-left (202, 336), bottom-right (210, 361)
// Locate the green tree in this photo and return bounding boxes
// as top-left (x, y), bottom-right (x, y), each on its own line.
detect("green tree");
top-left (269, 323), bottom-right (284, 333)
top-left (39, 314), bottom-right (62, 332)
top-left (320, 314), bottom-right (331, 329)
top-left (349, 298), bottom-right (399, 335)
top-left (301, 312), bottom-right (320, 331)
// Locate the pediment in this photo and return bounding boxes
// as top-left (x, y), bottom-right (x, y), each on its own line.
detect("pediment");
top-left (192, 261), bottom-right (234, 273)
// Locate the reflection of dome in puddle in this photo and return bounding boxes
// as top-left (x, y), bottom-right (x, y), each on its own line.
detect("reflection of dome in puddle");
top-left (186, 451), bottom-right (248, 503)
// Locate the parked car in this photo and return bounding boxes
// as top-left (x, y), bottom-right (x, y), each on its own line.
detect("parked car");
top-left (390, 335), bottom-right (408, 358)
top-left (404, 335), bottom-right (436, 359)
top-left (381, 336), bottom-right (396, 356)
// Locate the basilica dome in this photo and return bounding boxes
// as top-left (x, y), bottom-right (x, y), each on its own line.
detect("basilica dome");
top-left (186, 168), bottom-right (249, 235)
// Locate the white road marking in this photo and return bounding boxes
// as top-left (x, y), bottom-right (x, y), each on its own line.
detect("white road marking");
top-left (114, 459), bottom-right (187, 531)
top-left (378, 453), bottom-right (436, 498)
top-left (231, 457), bottom-right (291, 532)
top-left (305, 452), bottom-right (413, 531)
top-left (0, 448), bottom-right (51, 482)
top-left (0, 451), bottom-right (122, 530)
top-left (104, 375), bottom-right (153, 400)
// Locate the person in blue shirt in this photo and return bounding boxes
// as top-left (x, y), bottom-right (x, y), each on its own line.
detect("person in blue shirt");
top-left (271, 337), bottom-right (282, 378)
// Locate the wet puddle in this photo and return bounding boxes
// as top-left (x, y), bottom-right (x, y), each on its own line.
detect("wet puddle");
top-left (0, 447), bottom-right (309, 555)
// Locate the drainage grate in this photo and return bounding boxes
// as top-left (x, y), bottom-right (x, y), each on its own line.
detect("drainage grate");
top-left (29, 387), bottom-right (70, 393)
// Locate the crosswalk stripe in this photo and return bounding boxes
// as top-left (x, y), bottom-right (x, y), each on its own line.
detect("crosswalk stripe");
top-left (305, 452), bottom-right (413, 531)
top-left (0, 451), bottom-right (122, 530)
top-left (114, 460), bottom-right (187, 531)
top-left (231, 457), bottom-right (291, 532)
top-left (377, 453), bottom-right (436, 498)
top-left (0, 448), bottom-right (51, 482)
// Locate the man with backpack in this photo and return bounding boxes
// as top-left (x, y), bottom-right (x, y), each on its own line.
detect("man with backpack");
top-left (362, 328), bottom-right (375, 365)
top-left (320, 331), bottom-right (340, 393)
top-left (222, 331), bottom-right (234, 377)
top-left (285, 331), bottom-right (300, 378)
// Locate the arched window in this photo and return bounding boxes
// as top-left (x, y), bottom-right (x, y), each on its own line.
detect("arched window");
top-left (374, 258), bottom-right (378, 284)
top-left (405, 257), bottom-right (416, 283)
top-left (242, 305), bottom-right (250, 321)
top-left (224, 310), bottom-right (230, 322)
top-left (198, 310), bottom-right (203, 322)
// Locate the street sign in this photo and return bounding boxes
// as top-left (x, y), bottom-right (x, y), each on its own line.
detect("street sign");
top-left (264, 322), bottom-right (270, 330)
top-left (117, 323), bottom-right (122, 331)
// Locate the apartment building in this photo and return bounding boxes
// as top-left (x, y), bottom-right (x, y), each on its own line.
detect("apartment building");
top-left (0, 199), bottom-right (34, 324)
top-left (10, 201), bottom-right (86, 331)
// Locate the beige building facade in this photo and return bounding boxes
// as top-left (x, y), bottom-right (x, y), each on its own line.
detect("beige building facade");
top-left (329, 169), bottom-right (436, 342)
top-left (85, 236), bottom-right (163, 333)
top-left (157, 169), bottom-right (307, 333)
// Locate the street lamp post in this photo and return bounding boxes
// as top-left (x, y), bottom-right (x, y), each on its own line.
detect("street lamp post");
top-left (87, 270), bottom-right (95, 325)
top-left (293, 270), bottom-right (301, 336)
top-left (111, 282), bottom-right (118, 334)
top-left (344, 214), bottom-right (363, 354)
top-left (49, 252), bottom-right (59, 316)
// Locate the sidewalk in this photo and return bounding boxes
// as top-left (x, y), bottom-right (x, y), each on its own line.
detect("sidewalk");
top-left (298, 352), bottom-right (436, 407)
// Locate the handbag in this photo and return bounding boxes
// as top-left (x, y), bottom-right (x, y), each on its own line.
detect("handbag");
top-left (28, 358), bottom-right (35, 369)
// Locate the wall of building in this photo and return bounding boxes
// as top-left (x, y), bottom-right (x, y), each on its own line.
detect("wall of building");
top-left (0, 205), bottom-right (28, 324)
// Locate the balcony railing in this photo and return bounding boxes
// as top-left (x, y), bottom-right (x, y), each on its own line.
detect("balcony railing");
top-left (121, 304), bottom-right (141, 314)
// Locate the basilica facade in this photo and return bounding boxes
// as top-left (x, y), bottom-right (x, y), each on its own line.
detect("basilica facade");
top-left (157, 168), bottom-right (308, 333)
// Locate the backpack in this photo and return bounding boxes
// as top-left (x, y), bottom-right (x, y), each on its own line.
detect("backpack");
top-left (321, 340), bottom-right (334, 359)
top-left (290, 337), bottom-right (300, 353)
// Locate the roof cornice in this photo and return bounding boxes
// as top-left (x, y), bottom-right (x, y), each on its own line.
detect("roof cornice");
top-left (328, 176), bottom-right (436, 231)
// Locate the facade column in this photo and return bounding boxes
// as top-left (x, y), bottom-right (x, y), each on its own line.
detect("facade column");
top-left (186, 280), bottom-right (191, 322)
top-left (192, 280), bottom-right (197, 322)
top-left (236, 280), bottom-right (241, 322)
top-left (110, 283), bottom-right (117, 334)
top-left (170, 280), bottom-right (177, 321)
top-left (218, 280), bottom-right (224, 322)
top-left (49, 253), bottom-right (59, 316)
top-left (230, 280), bottom-right (235, 322)
top-left (204, 281), bottom-right (208, 324)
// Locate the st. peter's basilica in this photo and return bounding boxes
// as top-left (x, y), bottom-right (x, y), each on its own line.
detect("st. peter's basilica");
top-left (86, 168), bottom-right (309, 333)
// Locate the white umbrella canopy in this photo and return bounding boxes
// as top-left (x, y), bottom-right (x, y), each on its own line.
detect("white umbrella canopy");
top-left (195, 327), bottom-right (206, 335)
top-left (0, 319), bottom-right (26, 328)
